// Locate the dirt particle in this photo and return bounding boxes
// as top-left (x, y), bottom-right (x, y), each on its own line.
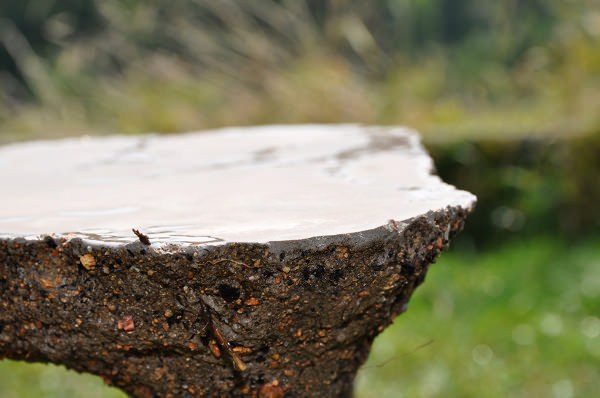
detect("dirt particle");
top-left (269, 361), bottom-right (279, 368)
top-left (232, 346), bottom-right (252, 355)
top-left (435, 237), bottom-right (444, 249)
top-left (209, 340), bottom-right (221, 358)
top-left (39, 278), bottom-right (54, 288)
top-left (152, 367), bottom-right (166, 381)
top-left (244, 297), bottom-right (260, 306)
top-left (259, 380), bottom-right (283, 398)
top-left (79, 254), bottom-right (96, 270)
top-left (118, 315), bottom-right (135, 332)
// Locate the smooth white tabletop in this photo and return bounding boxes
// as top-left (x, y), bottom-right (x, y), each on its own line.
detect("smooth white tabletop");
top-left (0, 125), bottom-right (475, 245)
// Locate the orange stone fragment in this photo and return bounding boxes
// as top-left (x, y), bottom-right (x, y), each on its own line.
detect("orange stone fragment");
top-left (118, 315), bottom-right (135, 332)
top-left (244, 297), bottom-right (260, 306)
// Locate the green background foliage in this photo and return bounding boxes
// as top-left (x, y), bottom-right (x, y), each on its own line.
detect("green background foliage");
top-left (0, 0), bottom-right (599, 396)
top-left (1, 0), bottom-right (598, 142)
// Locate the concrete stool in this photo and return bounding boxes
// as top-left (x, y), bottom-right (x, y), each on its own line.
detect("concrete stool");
top-left (0, 125), bottom-right (475, 397)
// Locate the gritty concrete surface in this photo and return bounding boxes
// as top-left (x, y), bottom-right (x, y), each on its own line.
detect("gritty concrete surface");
top-left (0, 125), bottom-right (475, 397)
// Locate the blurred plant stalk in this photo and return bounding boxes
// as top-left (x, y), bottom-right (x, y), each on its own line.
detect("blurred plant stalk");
top-left (0, 0), bottom-right (597, 143)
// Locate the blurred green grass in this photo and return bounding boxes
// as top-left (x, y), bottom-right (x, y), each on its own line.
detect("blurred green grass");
top-left (0, 362), bottom-right (126, 398)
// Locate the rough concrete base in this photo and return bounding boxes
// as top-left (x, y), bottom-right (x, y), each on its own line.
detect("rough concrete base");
top-left (0, 207), bottom-right (470, 397)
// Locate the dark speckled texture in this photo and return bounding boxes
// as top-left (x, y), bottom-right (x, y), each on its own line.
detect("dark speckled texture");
top-left (0, 207), bottom-right (472, 397)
